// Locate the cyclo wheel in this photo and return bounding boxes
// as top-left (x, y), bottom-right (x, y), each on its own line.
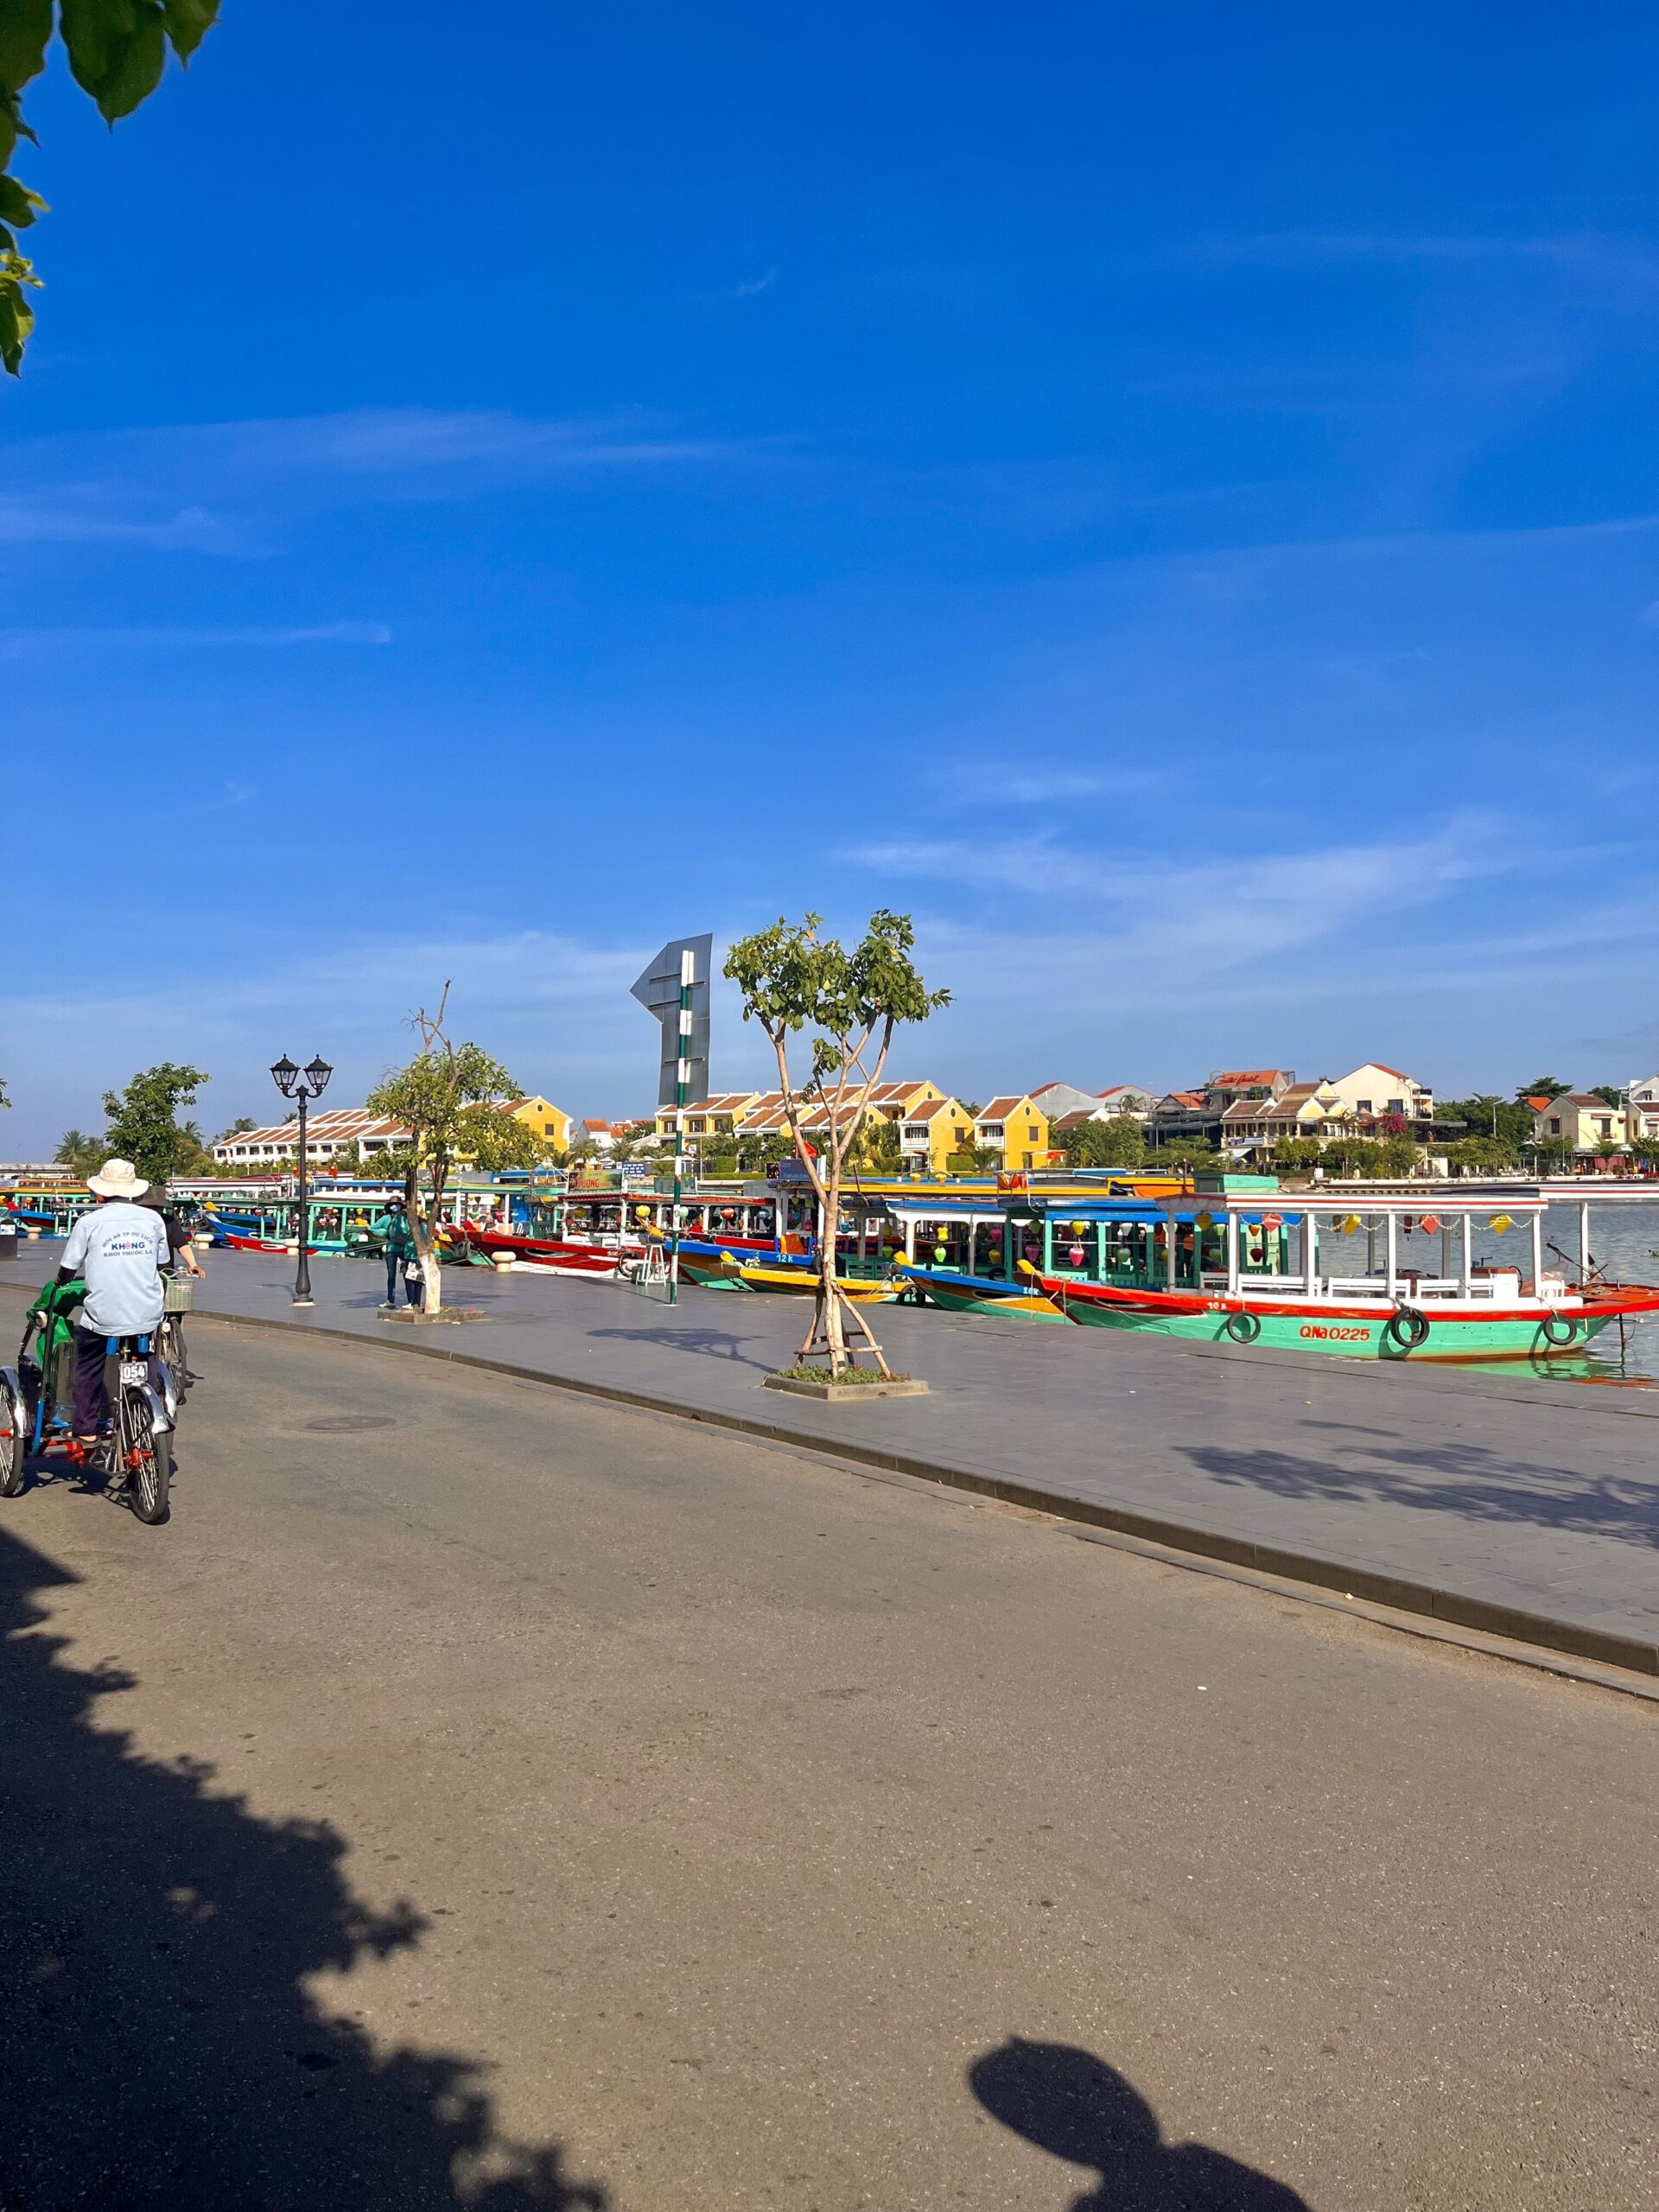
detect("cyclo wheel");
top-left (0, 1403), bottom-right (24, 1497)
top-left (158, 1315), bottom-right (189, 1390)
top-left (123, 1388), bottom-right (172, 1525)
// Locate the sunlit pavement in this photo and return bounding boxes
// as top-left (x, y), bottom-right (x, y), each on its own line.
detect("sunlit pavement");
top-left (1, 1326), bottom-right (1653, 2209)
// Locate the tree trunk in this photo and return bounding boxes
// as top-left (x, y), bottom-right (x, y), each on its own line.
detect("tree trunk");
top-left (817, 1161), bottom-right (849, 1375)
top-left (412, 1152), bottom-right (446, 1317)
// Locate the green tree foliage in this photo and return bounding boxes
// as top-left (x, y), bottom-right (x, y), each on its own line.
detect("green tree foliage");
top-left (1514, 1075), bottom-right (1570, 1102)
top-left (1443, 1135), bottom-right (1515, 1175)
top-left (1531, 1136), bottom-right (1576, 1177)
top-left (214, 1114), bottom-right (257, 1141)
top-left (1438, 1094), bottom-right (1534, 1154)
top-left (98, 1061), bottom-right (211, 1182)
top-left (731, 1128), bottom-right (795, 1176)
top-left (365, 987), bottom-right (537, 1313)
top-left (1, 1), bottom-right (221, 373)
top-left (849, 1113), bottom-right (903, 1174)
top-left (1060, 1116), bottom-right (1145, 1169)
top-left (1589, 1084), bottom-right (1624, 1109)
top-left (1269, 1136), bottom-right (1324, 1173)
top-left (54, 1126), bottom-right (103, 1175)
top-left (725, 911), bottom-right (948, 1375)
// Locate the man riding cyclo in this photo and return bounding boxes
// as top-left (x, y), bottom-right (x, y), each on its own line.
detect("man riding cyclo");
top-left (54, 1158), bottom-right (171, 1455)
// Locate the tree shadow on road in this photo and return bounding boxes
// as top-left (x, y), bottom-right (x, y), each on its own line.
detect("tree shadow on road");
top-left (0, 1522), bottom-right (607, 2211)
top-left (1180, 1435), bottom-right (1659, 1548)
top-left (587, 1324), bottom-right (779, 1373)
top-left (969, 2038), bottom-right (1310, 2209)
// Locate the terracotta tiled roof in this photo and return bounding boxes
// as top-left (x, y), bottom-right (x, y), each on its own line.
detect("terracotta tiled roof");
top-left (976, 1096), bottom-right (1031, 1120)
top-left (903, 1098), bottom-right (961, 1122)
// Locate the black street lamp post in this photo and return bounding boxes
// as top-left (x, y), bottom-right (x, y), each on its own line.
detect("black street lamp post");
top-left (271, 1052), bottom-right (334, 1307)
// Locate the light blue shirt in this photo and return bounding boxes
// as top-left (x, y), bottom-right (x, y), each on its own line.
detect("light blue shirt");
top-left (61, 1201), bottom-right (169, 1337)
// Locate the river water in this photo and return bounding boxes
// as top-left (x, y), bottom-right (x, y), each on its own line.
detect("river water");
top-left (1299, 1196), bottom-right (1659, 1386)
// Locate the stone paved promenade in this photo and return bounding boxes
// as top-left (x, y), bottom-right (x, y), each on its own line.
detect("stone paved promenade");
top-left (7, 1245), bottom-right (1658, 1669)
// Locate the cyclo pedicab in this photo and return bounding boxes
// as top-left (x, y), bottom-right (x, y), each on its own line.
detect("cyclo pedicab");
top-left (0, 1270), bottom-right (182, 1523)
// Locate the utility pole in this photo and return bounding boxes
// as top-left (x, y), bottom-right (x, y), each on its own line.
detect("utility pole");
top-left (669, 944), bottom-right (695, 1303)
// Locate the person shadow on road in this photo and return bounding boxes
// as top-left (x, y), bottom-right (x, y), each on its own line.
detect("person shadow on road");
top-left (969, 2037), bottom-right (1312, 2209)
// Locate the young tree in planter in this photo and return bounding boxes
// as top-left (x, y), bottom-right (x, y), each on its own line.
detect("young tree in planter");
top-left (365, 987), bottom-right (539, 1316)
top-left (725, 912), bottom-right (949, 1377)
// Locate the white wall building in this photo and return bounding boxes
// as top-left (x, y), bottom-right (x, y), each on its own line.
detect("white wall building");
top-left (1318, 1063), bottom-right (1434, 1123)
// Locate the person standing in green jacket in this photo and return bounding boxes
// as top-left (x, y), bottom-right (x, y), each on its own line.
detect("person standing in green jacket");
top-left (381, 1202), bottom-right (422, 1309)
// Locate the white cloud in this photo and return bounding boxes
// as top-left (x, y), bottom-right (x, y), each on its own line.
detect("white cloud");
top-left (1, 408), bottom-right (733, 561)
top-left (841, 820), bottom-right (1503, 953)
top-left (0, 496), bottom-right (232, 550)
top-left (0, 621), bottom-right (391, 652)
top-left (731, 268), bottom-right (777, 298)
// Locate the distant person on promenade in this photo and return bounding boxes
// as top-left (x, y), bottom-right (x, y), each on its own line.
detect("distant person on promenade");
top-left (381, 1202), bottom-right (422, 1309)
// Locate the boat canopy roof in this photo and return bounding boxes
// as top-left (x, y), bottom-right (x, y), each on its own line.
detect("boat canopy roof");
top-left (877, 1196), bottom-right (1298, 1227)
top-left (1156, 1187), bottom-right (1552, 1219)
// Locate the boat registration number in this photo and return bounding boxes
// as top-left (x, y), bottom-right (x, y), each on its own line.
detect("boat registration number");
top-left (1298, 1325), bottom-right (1371, 1344)
top-left (119, 1360), bottom-right (148, 1385)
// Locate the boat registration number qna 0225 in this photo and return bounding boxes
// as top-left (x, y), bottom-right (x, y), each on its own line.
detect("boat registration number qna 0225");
top-left (1298, 1324), bottom-right (1371, 1344)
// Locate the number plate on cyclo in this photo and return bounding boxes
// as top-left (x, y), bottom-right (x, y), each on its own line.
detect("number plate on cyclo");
top-left (120, 1361), bottom-right (147, 1386)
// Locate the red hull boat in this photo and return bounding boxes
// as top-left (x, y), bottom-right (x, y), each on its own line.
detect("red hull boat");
top-left (451, 1224), bottom-right (626, 1277)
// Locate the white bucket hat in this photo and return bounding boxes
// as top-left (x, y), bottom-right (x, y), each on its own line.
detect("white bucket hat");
top-left (87, 1157), bottom-right (150, 1200)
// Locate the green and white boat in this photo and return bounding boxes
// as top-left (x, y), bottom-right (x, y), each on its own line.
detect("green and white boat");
top-left (1027, 1189), bottom-right (1659, 1360)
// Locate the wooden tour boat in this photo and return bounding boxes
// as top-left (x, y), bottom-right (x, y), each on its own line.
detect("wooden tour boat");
top-left (1024, 1190), bottom-right (1659, 1359)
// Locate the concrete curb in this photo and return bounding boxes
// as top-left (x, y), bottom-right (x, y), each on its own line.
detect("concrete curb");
top-left (179, 1300), bottom-right (1657, 1684)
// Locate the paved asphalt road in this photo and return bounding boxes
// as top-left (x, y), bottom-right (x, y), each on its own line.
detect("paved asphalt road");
top-left (2, 1325), bottom-right (1654, 2211)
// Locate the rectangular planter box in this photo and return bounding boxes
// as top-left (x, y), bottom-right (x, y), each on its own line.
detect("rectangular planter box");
top-left (763, 1376), bottom-right (930, 1402)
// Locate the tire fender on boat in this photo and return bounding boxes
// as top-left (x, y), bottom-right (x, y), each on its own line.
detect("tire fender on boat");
top-left (1541, 1310), bottom-right (1578, 1346)
top-left (1386, 1305), bottom-right (1430, 1350)
top-left (1223, 1309), bottom-right (1262, 1343)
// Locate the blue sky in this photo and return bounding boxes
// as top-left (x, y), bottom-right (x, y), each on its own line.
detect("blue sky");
top-left (5, 3), bottom-right (1659, 1149)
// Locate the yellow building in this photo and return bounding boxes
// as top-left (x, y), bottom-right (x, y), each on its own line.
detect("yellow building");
top-left (1531, 1092), bottom-right (1625, 1157)
top-left (972, 1095), bottom-right (1051, 1171)
top-left (505, 1096), bottom-right (572, 1157)
top-left (652, 1091), bottom-right (770, 1145)
top-left (897, 1096), bottom-right (976, 1173)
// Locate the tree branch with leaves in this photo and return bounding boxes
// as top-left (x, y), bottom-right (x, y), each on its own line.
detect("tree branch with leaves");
top-left (1, 1), bottom-right (221, 374)
top-left (365, 983), bottom-right (538, 1317)
top-left (724, 911), bottom-right (949, 1378)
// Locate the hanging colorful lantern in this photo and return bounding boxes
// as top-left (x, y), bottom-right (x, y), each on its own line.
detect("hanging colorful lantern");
top-left (1341, 1213), bottom-right (1362, 1235)
top-left (1068, 1243), bottom-right (1085, 1267)
top-left (1261, 1212), bottom-right (1283, 1230)
top-left (1420, 1213), bottom-right (1440, 1236)
top-left (1194, 1211), bottom-right (1214, 1230)
top-left (635, 1204), bottom-right (650, 1219)
top-left (1491, 1214), bottom-right (1513, 1234)
top-left (1071, 1219), bottom-right (1090, 1235)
